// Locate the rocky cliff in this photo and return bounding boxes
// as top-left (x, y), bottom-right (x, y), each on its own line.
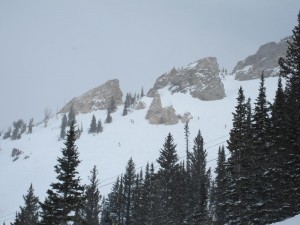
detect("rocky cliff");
top-left (232, 38), bottom-right (289, 80)
top-left (59, 79), bottom-right (123, 114)
top-left (145, 92), bottom-right (178, 125)
top-left (147, 57), bottom-right (225, 101)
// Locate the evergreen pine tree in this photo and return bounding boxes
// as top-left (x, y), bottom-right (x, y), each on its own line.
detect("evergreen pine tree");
top-left (141, 87), bottom-right (144, 98)
top-left (122, 93), bottom-right (131, 116)
top-left (60, 114), bottom-right (68, 140)
top-left (106, 111), bottom-right (112, 124)
top-left (97, 120), bottom-right (103, 133)
top-left (123, 158), bottom-right (136, 225)
top-left (189, 130), bottom-right (209, 225)
top-left (40, 120), bottom-right (84, 225)
top-left (28, 118), bottom-right (33, 134)
top-left (183, 122), bottom-right (193, 224)
top-left (11, 184), bottom-right (39, 225)
top-left (251, 73), bottom-right (272, 223)
top-left (156, 133), bottom-right (179, 225)
top-left (11, 123), bottom-right (21, 140)
top-left (184, 123), bottom-right (193, 225)
top-left (278, 10), bottom-right (300, 216)
top-left (173, 162), bottom-right (188, 225)
top-left (89, 115), bottom-right (97, 134)
top-left (208, 180), bottom-right (217, 224)
top-left (122, 105), bottom-right (128, 116)
top-left (108, 176), bottom-right (125, 225)
top-left (141, 163), bottom-right (152, 225)
top-left (278, 11), bottom-right (300, 80)
top-left (3, 127), bottom-right (11, 139)
top-left (76, 127), bottom-right (81, 139)
top-left (132, 93), bottom-right (136, 105)
top-left (117, 176), bottom-right (125, 225)
top-left (184, 122), bottom-right (191, 173)
top-left (225, 86), bottom-right (254, 224)
top-left (132, 169), bottom-right (144, 225)
top-left (83, 166), bottom-right (101, 225)
top-left (147, 163), bottom-right (161, 225)
top-left (68, 105), bottom-right (76, 126)
top-left (11, 119), bottom-right (25, 140)
top-left (108, 96), bottom-right (117, 113)
top-left (214, 146), bottom-right (227, 225)
top-left (266, 76), bottom-right (289, 222)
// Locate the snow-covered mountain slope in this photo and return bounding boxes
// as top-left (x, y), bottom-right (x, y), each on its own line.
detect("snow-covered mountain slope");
top-left (271, 214), bottom-right (300, 225)
top-left (0, 75), bottom-right (279, 223)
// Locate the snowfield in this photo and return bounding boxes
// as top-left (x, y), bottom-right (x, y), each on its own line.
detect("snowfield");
top-left (0, 75), bottom-right (294, 224)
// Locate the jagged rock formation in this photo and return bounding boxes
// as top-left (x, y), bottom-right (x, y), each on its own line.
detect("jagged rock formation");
top-left (145, 92), bottom-right (178, 125)
top-left (145, 92), bottom-right (163, 124)
top-left (59, 79), bottom-right (123, 114)
top-left (232, 38), bottom-right (289, 80)
top-left (161, 106), bottom-right (178, 125)
top-left (147, 57), bottom-right (225, 101)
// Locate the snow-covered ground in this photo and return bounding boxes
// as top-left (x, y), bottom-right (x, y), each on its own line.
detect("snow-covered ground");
top-left (271, 214), bottom-right (300, 225)
top-left (0, 75), bottom-right (285, 224)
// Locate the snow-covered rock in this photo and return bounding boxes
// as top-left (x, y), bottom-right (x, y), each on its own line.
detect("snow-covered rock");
top-left (232, 38), bottom-right (289, 80)
top-left (134, 100), bottom-right (147, 110)
top-left (145, 92), bottom-right (178, 125)
top-left (59, 79), bottom-right (123, 114)
top-left (147, 57), bottom-right (226, 101)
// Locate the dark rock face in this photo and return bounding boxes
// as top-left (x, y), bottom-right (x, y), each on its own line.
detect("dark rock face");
top-left (147, 57), bottom-right (225, 101)
top-left (232, 39), bottom-right (289, 80)
top-left (11, 148), bottom-right (22, 157)
top-left (59, 79), bottom-right (123, 114)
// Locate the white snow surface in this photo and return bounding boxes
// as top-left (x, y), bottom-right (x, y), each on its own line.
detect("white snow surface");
top-left (271, 214), bottom-right (300, 225)
top-left (0, 75), bottom-right (295, 224)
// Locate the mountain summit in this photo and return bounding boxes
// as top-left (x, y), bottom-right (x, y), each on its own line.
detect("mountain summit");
top-left (147, 57), bottom-right (226, 101)
top-left (232, 38), bottom-right (289, 80)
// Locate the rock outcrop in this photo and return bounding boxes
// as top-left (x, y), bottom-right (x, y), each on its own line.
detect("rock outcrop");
top-left (11, 148), bottom-right (22, 157)
top-left (145, 92), bottom-right (178, 125)
top-left (147, 57), bottom-right (225, 101)
top-left (11, 148), bottom-right (23, 162)
top-left (59, 79), bottom-right (123, 114)
top-left (232, 38), bottom-right (289, 80)
top-left (134, 101), bottom-right (147, 110)
top-left (161, 106), bottom-right (178, 125)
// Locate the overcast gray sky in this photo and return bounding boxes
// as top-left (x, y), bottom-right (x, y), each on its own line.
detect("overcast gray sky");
top-left (0, 0), bottom-right (299, 130)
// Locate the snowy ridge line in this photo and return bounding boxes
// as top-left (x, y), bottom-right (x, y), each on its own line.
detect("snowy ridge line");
top-left (99, 134), bottom-right (229, 187)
